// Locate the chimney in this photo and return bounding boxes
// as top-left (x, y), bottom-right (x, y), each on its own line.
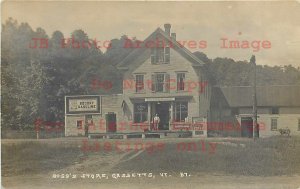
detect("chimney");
top-left (171, 33), bottom-right (176, 40)
top-left (164, 23), bottom-right (171, 36)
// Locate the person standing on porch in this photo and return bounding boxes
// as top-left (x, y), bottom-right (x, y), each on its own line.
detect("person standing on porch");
top-left (153, 114), bottom-right (160, 131)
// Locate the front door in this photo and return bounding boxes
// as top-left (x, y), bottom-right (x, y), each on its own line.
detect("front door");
top-left (241, 117), bottom-right (253, 138)
top-left (85, 115), bottom-right (93, 136)
top-left (106, 112), bottom-right (116, 133)
top-left (155, 102), bottom-right (170, 130)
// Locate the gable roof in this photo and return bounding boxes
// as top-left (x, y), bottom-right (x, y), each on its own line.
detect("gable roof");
top-left (212, 85), bottom-right (300, 107)
top-left (116, 27), bottom-right (205, 69)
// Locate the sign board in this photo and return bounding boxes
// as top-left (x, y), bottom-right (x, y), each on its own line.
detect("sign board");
top-left (192, 117), bottom-right (206, 131)
top-left (65, 96), bottom-right (101, 115)
top-left (172, 122), bottom-right (191, 130)
top-left (145, 97), bottom-right (175, 102)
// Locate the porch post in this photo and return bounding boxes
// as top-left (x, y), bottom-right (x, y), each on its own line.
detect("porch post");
top-left (148, 102), bottom-right (151, 131)
top-left (170, 102), bottom-right (174, 130)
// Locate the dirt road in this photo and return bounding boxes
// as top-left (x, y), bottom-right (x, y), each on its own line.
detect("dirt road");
top-left (2, 137), bottom-right (300, 189)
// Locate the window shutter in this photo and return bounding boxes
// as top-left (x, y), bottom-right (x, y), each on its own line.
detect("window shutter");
top-left (165, 47), bottom-right (170, 63)
top-left (150, 48), bottom-right (155, 64)
top-left (134, 75), bottom-right (137, 92)
top-left (182, 73), bottom-right (186, 92)
top-left (164, 74), bottom-right (170, 93)
top-left (151, 74), bottom-right (156, 92)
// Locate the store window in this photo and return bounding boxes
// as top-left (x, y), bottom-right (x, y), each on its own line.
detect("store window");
top-left (134, 103), bottom-right (148, 123)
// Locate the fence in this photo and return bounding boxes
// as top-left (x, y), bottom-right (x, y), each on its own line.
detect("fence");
top-left (1, 130), bottom-right (64, 139)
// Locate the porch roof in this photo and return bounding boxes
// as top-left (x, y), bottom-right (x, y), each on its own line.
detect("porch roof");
top-left (129, 96), bottom-right (193, 102)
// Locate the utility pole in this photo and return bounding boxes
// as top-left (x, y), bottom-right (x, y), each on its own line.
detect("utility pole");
top-left (250, 55), bottom-right (258, 139)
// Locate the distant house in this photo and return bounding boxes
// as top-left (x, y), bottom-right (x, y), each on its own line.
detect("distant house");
top-left (210, 85), bottom-right (300, 138)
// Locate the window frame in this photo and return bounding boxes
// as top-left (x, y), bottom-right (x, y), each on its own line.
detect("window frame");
top-left (77, 120), bottom-right (83, 129)
top-left (173, 102), bottom-right (188, 122)
top-left (156, 73), bottom-right (165, 92)
top-left (150, 46), bottom-right (170, 64)
top-left (176, 73), bottom-right (185, 91)
top-left (151, 73), bottom-right (170, 93)
top-left (133, 103), bottom-right (148, 123)
top-left (135, 74), bottom-right (145, 93)
top-left (271, 118), bottom-right (278, 131)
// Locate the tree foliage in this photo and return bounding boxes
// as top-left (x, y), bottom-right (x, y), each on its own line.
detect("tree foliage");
top-left (1, 18), bottom-right (123, 130)
top-left (194, 53), bottom-right (300, 86)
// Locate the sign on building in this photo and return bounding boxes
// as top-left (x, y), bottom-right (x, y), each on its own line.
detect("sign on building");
top-left (65, 95), bottom-right (101, 115)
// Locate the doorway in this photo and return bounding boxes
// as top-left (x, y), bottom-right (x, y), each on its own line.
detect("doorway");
top-left (154, 102), bottom-right (170, 130)
top-left (241, 117), bottom-right (253, 138)
top-left (106, 112), bottom-right (117, 133)
top-left (84, 115), bottom-right (93, 136)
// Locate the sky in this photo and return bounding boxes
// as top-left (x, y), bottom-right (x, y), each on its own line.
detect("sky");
top-left (2, 1), bottom-right (300, 67)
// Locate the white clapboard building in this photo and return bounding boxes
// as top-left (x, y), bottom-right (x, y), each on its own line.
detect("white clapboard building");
top-left (64, 24), bottom-right (300, 138)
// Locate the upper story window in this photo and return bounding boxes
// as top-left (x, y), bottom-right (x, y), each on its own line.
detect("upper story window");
top-left (271, 107), bottom-right (279, 114)
top-left (271, 118), bottom-right (278, 131)
top-left (135, 75), bottom-right (144, 93)
top-left (151, 73), bottom-right (170, 93)
top-left (177, 73), bottom-right (185, 91)
top-left (151, 47), bottom-right (170, 64)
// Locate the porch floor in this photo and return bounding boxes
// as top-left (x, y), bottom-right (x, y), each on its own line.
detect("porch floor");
top-left (88, 130), bottom-right (193, 139)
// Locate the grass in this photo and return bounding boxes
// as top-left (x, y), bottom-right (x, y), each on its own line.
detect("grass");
top-left (2, 136), bottom-right (300, 177)
top-left (114, 136), bottom-right (300, 176)
top-left (1, 141), bottom-right (82, 176)
top-left (213, 137), bottom-right (300, 176)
